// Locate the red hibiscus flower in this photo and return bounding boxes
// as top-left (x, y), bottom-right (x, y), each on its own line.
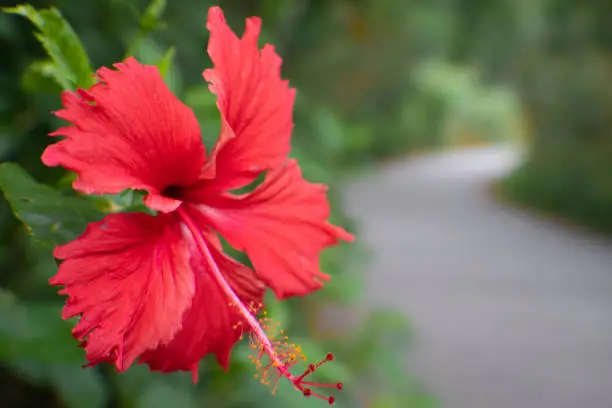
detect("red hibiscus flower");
top-left (42, 6), bottom-right (353, 404)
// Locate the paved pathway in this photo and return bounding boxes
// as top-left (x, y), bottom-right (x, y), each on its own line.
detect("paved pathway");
top-left (343, 146), bottom-right (612, 408)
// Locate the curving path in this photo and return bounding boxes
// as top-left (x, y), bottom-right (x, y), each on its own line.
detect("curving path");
top-left (343, 146), bottom-right (612, 408)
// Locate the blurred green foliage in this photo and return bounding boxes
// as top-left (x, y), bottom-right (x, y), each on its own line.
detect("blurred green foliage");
top-left (483, 0), bottom-right (612, 232)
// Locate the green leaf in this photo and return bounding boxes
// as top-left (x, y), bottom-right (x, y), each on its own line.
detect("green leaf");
top-left (140, 0), bottom-right (167, 30)
top-left (132, 38), bottom-right (182, 93)
top-left (89, 189), bottom-right (151, 215)
top-left (115, 364), bottom-right (158, 406)
top-left (369, 393), bottom-right (403, 408)
top-left (321, 271), bottom-right (363, 303)
top-left (184, 85), bottom-right (218, 114)
top-left (116, 366), bottom-right (196, 407)
top-left (367, 309), bottom-right (412, 347)
top-left (21, 59), bottom-right (63, 93)
top-left (403, 393), bottom-right (440, 408)
top-left (8, 361), bottom-right (106, 408)
top-left (0, 162), bottom-right (103, 246)
top-left (0, 300), bottom-right (84, 364)
top-left (263, 289), bottom-right (290, 334)
top-left (4, 4), bottom-right (93, 90)
top-left (136, 379), bottom-right (196, 408)
top-left (312, 109), bottom-right (346, 157)
top-left (124, 0), bottom-right (168, 58)
top-left (344, 308), bottom-right (415, 391)
top-left (370, 392), bottom-right (440, 408)
top-left (0, 299), bottom-right (105, 407)
top-left (289, 148), bottom-right (331, 184)
top-left (0, 288), bottom-right (20, 338)
top-left (184, 85), bottom-right (221, 150)
top-left (48, 365), bottom-right (106, 408)
top-left (156, 47), bottom-right (176, 79)
top-left (319, 246), bottom-right (364, 303)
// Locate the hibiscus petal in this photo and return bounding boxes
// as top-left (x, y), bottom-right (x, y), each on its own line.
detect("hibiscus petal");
top-left (140, 224), bottom-right (265, 380)
top-left (203, 7), bottom-right (296, 190)
top-left (42, 57), bottom-right (205, 212)
top-left (194, 159), bottom-right (354, 299)
top-left (50, 212), bottom-right (195, 371)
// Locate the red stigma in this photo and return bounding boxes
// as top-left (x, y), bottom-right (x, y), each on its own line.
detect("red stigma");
top-left (288, 352), bottom-right (340, 403)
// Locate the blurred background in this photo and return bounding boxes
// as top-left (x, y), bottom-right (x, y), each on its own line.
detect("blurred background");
top-left (1, 0), bottom-right (612, 407)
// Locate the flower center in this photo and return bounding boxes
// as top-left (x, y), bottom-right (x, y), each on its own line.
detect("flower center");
top-left (177, 207), bottom-right (341, 404)
top-left (162, 185), bottom-right (183, 200)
